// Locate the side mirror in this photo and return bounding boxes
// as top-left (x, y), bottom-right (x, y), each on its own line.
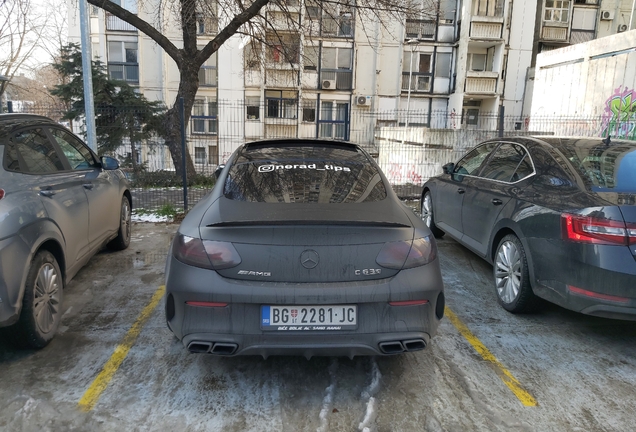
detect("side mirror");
top-left (214, 164), bottom-right (226, 179)
top-left (442, 162), bottom-right (455, 175)
top-left (101, 156), bottom-right (120, 170)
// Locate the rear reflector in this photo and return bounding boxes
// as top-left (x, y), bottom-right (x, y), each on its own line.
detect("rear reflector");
top-left (389, 300), bottom-right (429, 306)
top-left (568, 285), bottom-right (629, 303)
top-left (186, 301), bottom-right (229, 307)
top-left (562, 214), bottom-right (632, 246)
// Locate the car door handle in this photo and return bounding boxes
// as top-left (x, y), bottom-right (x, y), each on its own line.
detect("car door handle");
top-left (40, 189), bottom-right (56, 197)
top-left (83, 183), bottom-right (94, 190)
top-left (492, 198), bottom-right (503, 206)
top-left (457, 188), bottom-right (465, 194)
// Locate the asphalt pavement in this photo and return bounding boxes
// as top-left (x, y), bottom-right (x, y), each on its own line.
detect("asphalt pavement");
top-left (1, 221), bottom-right (635, 431)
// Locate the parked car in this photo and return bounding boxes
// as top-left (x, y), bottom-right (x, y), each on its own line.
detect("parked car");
top-left (165, 139), bottom-right (445, 357)
top-left (421, 136), bottom-right (636, 319)
top-left (0, 114), bottom-right (132, 348)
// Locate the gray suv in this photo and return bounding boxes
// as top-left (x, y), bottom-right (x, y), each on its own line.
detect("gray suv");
top-left (0, 114), bottom-right (132, 348)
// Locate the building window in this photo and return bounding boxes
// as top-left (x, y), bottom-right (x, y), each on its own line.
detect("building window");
top-left (402, 52), bottom-right (432, 92)
top-left (196, 12), bottom-right (218, 35)
top-left (244, 41), bottom-right (261, 70)
top-left (435, 52), bottom-right (452, 78)
top-left (198, 50), bottom-right (217, 87)
top-left (266, 33), bottom-right (300, 64)
top-left (265, 90), bottom-right (298, 119)
top-left (192, 100), bottom-right (218, 134)
top-left (304, 45), bottom-right (319, 70)
top-left (107, 41), bottom-right (139, 83)
top-left (320, 47), bottom-right (353, 90)
top-left (195, 147), bottom-right (206, 164)
top-left (544, 1), bottom-right (570, 23)
top-left (246, 96), bottom-right (260, 120)
top-left (302, 103), bottom-right (316, 122)
top-left (319, 101), bottom-right (348, 139)
top-left (305, 1), bottom-right (320, 19)
top-left (473, 0), bottom-right (504, 17)
top-left (321, 2), bottom-right (353, 37)
top-left (208, 145), bottom-right (218, 164)
top-left (467, 53), bottom-right (488, 71)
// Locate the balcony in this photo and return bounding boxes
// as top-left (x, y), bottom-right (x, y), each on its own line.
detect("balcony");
top-left (470, 21), bottom-right (502, 39)
top-left (570, 30), bottom-right (594, 44)
top-left (465, 72), bottom-right (498, 94)
top-left (106, 13), bottom-right (137, 32)
top-left (107, 62), bottom-right (139, 84)
top-left (265, 69), bottom-right (299, 88)
top-left (405, 19), bottom-right (436, 40)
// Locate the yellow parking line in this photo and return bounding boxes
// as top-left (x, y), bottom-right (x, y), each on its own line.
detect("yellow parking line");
top-left (78, 285), bottom-right (166, 412)
top-left (445, 306), bottom-right (538, 407)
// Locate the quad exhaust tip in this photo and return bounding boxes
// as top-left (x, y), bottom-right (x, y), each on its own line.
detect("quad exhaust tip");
top-left (187, 341), bottom-right (238, 355)
top-left (379, 339), bottom-right (426, 354)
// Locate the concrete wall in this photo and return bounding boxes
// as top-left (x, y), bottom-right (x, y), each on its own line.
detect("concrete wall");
top-left (531, 29), bottom-right (636, 139)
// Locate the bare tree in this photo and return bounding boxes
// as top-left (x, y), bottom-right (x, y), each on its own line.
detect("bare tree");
top-left (86, 0), bottom-right (438, 179)
top-left (0, 0), bottom-right (47, 103)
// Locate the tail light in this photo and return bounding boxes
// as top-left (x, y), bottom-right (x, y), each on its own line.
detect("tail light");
top-left (173, 233), bottom-right (242, 270)
top-left (0, 189), bottom-right (4, 200)
top-left (376, 236), bottom-right (437, 269)
top-left (562, 214), bottom-right (636, 246)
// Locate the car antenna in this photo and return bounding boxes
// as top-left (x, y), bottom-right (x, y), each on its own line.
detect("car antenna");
top-left (602, 135), bottom-right (611, 146)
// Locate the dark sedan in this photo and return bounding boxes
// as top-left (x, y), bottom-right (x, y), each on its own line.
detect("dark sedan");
top-left (421, 136), bottom-right (636, 319)
top-left (165, 139), bottom-right (445, 358)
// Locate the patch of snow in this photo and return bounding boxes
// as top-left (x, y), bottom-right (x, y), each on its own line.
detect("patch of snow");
top-left (131, 213), bottom-right (171, 223)
top-left (317, 358), bottom-right (339, 432)
top-left (358, 357), bottom-right (382, 431)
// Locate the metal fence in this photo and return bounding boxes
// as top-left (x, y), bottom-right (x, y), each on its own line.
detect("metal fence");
top-left (3, 100), bottom-right (629, 211)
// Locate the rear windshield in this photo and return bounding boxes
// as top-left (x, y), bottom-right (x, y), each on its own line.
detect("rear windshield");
top-left (556, 142), bottom-right (636, 193)
top-left (223, 145), bottom-right (387, 203)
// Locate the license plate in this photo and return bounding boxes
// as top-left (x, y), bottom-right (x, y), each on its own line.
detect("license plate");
top-left (261, 305), bottom-right (357, 331)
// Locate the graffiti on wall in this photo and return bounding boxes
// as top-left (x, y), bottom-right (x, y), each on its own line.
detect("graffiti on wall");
top-left (601, 86), bottom-right (636, 140)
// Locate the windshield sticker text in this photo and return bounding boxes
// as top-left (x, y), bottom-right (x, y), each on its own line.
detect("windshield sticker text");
top-left (258, 163), bottom-right (351, 173)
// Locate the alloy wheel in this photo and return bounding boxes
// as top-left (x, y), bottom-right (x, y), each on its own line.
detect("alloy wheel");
top-left (421, 193), bottom-right (433, 228)
top-left (121, 199), bottom-right (131, 244)
top-left (33, 263), bottom-right (61, 334)
top-left (495, 240), bottom-right (522, 304)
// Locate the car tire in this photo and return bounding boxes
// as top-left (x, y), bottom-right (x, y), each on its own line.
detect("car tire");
top-left (421, 191), bottom-right (444, 238)
top-left (493, 234), bottom-right (538, 313)
top-left (108, 195), bottom-right (132, 251)
top-left (3, 250), bottom-right (64, 349)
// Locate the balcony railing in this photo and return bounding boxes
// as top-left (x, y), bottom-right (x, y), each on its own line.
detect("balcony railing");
top-left (107, 63), bottom-right (139, 84)
top-left (470, 22), bottom-right (502, 39)
top-left (541, 26), bottom-right (568, 41)
top-left (106, 13), bottom-right (137, 32)
top-left (465, 76), bottom-right (497, 93)
top-left (570, 30), bottom-right (594, 44)
top-left (320, 70), bottom-right (353, 90)
top-left (405, 19), bottom-right (436, 40)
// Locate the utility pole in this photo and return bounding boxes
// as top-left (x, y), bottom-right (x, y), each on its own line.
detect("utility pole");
top-left (79, 0), bottom-right (97, 151)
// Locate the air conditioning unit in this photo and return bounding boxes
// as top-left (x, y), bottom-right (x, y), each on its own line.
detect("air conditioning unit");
top-left (356, 95), bottom-right (372, 106)
top-left (321, 79), bottom-right (336, 89)
top-left (600, 10), bottom-right (614, 20)
top-left (618, 24), bottom-right (628, 32)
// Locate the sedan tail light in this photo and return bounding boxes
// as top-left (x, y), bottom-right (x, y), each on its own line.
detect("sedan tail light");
top-left (173, 233), bottom-right (242, 270)
top-left (0, 189), bottom-right (4, 200)
top-left (561, 213), bottom-right (636, 245)
top-left (376, 236), bottom-right (437, 269)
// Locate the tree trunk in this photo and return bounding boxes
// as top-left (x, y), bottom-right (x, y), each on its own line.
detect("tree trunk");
top-left (163, 61), bottom-right (199, 183)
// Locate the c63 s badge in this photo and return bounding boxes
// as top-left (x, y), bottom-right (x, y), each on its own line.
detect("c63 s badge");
top-left (238, 270), bottom-right (272, 277)
top-left (355, 268), bottom-right (381, 276)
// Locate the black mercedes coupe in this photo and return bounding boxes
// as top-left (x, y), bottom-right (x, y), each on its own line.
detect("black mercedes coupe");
top-left (165, 139), bottom-right (445, 357)
top-left (421, 136), bottom-right (636, 319)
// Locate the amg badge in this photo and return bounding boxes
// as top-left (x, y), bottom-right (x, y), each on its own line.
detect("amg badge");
top-left (238, 270), bottom-right (272, 277)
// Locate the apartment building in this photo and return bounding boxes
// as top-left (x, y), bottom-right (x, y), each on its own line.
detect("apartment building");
top-left (67, 0), bottom-right (537, 165)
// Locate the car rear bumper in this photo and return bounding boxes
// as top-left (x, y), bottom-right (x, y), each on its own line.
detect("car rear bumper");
top-left (529, 238), bottom-right (636, 320)
top-left (165, 255), bottom-right (445, 357)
